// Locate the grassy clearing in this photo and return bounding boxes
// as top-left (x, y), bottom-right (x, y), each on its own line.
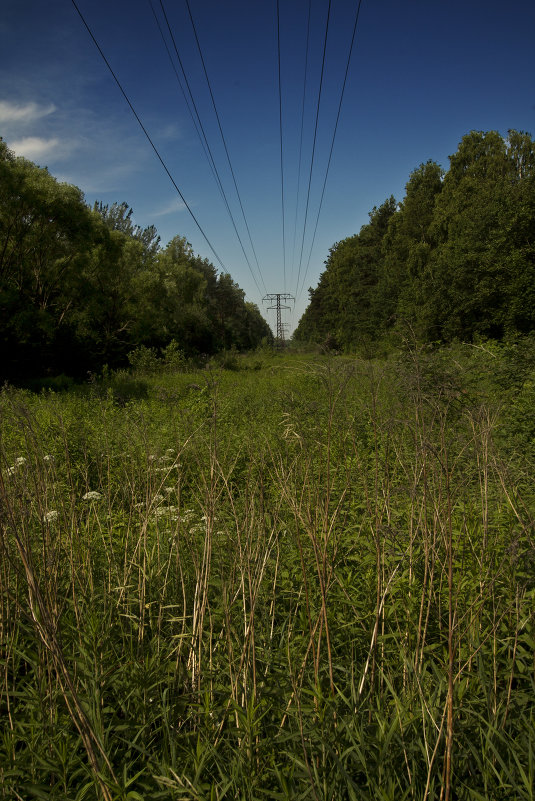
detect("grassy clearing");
top-left (1, 344), bottom-right (534, 800)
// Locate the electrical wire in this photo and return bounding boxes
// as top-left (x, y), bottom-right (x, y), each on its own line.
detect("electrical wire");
top-left (290, 0), bottom-right (312, 280)
top-left (184, 0), bottom-right (267, 295)
top-left (73, 0), bottom-right (364, 317)
top-left (155, 0), bottom-right (265, 296)
top-left (149, 1), bottom-right (221, 200)
top-left (296, 0), bottom-right (364, 302)
top-left (294, 0), bottom-right (332, 299)
top-left (276, 0), bottom-right (286, 291)
top-left (70, 0), bottom-right (227, 271)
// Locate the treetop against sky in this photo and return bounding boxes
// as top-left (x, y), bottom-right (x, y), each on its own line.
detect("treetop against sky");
top-left (1, 0), bottom-right (534, 330)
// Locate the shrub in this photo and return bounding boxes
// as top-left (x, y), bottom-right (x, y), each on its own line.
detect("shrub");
top-left (127, 345), bottom-right (160, 374)
top-left (162, 340), bottom-right (187, 372)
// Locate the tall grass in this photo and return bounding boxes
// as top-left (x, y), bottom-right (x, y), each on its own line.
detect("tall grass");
top-left (1, 345), bottom-right (534, 799)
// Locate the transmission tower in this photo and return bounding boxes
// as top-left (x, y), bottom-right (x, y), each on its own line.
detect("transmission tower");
top-left (280, 322), bottom-right (290, 340)
top-left (263, 293), bottom-right (294, 346)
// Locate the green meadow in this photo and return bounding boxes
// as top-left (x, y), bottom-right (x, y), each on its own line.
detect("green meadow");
top-left (1, 344), bottom-right (534, 800)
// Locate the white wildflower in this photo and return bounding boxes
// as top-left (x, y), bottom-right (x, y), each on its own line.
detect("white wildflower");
top-left (153, 494), bottom-right (164, 503)
top-left (189, 523), bottom-right (204, 534)
top-left (6, 466), bottom-right (15, 476)
top-left (43, 454), bottom-right (55, 463)
top-left (166, 448), bottom-right (175, 455)
top-left (164, 486), bottom-right (174, 494)
top-left (83, 491), bottom-right (103, 501)
top-left (43, 510), bottom-right (59, 523)
top-left (15, 457), bottom-right (27, 467)
top-left (153, 506), bottom-right (178, 520)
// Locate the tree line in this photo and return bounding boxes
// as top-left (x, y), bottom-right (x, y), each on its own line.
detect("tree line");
top-left (0, 139), bottom-right (272, 382)
top-left (294, 130), bottom-right (535, 350)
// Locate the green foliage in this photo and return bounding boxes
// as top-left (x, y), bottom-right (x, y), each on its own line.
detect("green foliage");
top-left (211, 347), bottom-right (240, 370)
top-left (293, 197), bottom-right (397, 350)
top-left (0, 140), bottom-right (271, 384)
top-left (1, 349), bottom-right (534, 798)
top-left (420, 130), bottom-right (535, 341)
top-left (379, 160), bottom-right (444, 337)
top-left (296, 129), bottom-right (535, 350)
top-left (161, 340), bottom-right (187, 372)
top-left (127, 345), bottom-right (161, 375)
top-left (93, 199), bottom-right (160, 260)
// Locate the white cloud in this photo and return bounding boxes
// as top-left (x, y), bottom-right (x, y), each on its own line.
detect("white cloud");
top-left (152, 197), bottom-right (187, 217)
top-left (8, 136), bottom-right (76, 162)
top-left (158, 123), bottom-right (182, 141)
top-left (55, 160), bottom-right (142, 193)
top-left (0, 100), bottom-right (56, 124)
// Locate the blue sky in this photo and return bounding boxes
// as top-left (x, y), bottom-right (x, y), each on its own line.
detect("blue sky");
top-left (1, 0), bottom-right (534, 335)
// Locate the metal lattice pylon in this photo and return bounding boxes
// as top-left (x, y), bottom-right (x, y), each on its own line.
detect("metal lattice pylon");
top-left (263, 293), bottom-right (294, 345)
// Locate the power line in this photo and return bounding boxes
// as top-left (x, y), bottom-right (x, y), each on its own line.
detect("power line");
top-left (149, 1), bottom-right (221, 197)
top-left (154, 0), bottom-right (265, 296)
top-left (290, 0), bottom-right (312, 279)
top-left (276, 0), bottom-right (286, 291)
top-left (70, 0), bottom-right (227, 271)
top-left (296, 0), bottom-right (364, 302)
top-left (184, 0), bottom-right (267, 295)
top-left (294, 0), bottom-right (332, 299)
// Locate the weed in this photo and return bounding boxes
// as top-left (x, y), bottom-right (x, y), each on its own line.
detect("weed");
top-left (0, 347), bottom-right (533, 799)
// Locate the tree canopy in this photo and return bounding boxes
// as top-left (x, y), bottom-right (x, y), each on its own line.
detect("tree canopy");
top-left (0, 140), bottom-right (271, 381)
top-left (294, 130), bottom-right (535, 349)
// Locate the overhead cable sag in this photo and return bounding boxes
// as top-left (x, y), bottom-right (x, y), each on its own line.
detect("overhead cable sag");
top-left (154, 0), bottom-right (265, 296)
top-left (294, 0), bottom-right (332, 299)
top-left (276, 0), bottom-right (286, 292)
top-left (184, 0), bottom-right (267, 295)
top-left (149, 1), bottom-right (222, 200)
top-left (70, 0), bottom-right (227, 271)
top-left (290, 0), bottom-right (312, 281)
top-left (297, 0), bottom-right (365, 302)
